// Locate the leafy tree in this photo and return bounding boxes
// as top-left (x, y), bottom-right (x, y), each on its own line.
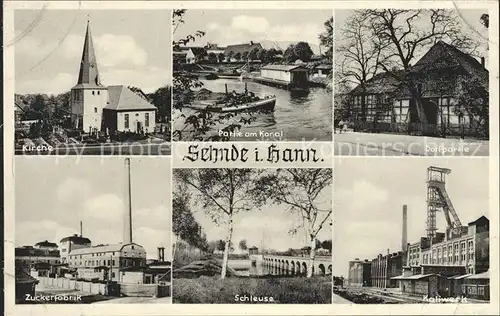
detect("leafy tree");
top-left (257, 49), bottom-right (267, 63)
top-left (248, 48), bottom-right (259, 61)
top-left (454, 76), bottom-right (489, 138)
top-left (31, 94), bottom-right (46, 112)
top-left (208, 52), bottom-right (218, 63)
top-left (239, 239), bottom-right (248, 252)
top-left (173, 169), bottom-right (260, 279)
top-left (283, 44), bottom-right (298, 63)
top-left (266, 48), bottom-right (279, 62)
top-left (252, 169), bottom-right (332, 278)
top-left (480, 13), bottom-right (489, 28)
top-left (319, 17), bottom-right (333, 62)
top-left (241, 51), bottom-right (249, 61)
top-left (321, 240), bottom-right (332, 252)
top-left (293, 41), bottom-right (314, 62)
top-left (150, 86), bottom-right (172, 123)
top-left (226, 51), bottom-right (234, 61)
top-left (217, 52), bottom-right (225, 63)
top-left (234, 52), bottom-right (242, 61)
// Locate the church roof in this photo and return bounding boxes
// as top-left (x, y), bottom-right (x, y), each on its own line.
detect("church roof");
top-left (75, 21), bottom-right (104, 88)
top-left (105, 85), bottom-right (157, 111)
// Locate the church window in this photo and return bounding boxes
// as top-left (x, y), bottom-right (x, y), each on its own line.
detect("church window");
top-left (145, 113), bottom-right (149, 127)
top-left (124, 114), bottom-right (129, 129)
top-left (92, 91), bottom-right (95, 95)
top-left (98, 91), bottom-right (100, 95)
top-left (94, 107), bottom-right (97, 113)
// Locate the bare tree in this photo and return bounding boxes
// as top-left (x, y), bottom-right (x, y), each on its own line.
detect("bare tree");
top-left (252, 169), bottom-right (332, 278)
top-left (173, 169), bottom-right (259, 279)
top-left (360, 9), bottom-right (478, 124)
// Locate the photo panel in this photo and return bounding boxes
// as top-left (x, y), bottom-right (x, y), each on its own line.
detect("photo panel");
top-left (333, 157), bottom-right (490, 304)
top-left (171, 168), bottom-right (333, 303)
top-left (172, 9), bottom-right (333, 142)
top-left (333, 9), bottom-right (490, 157)
top-left (14, 156), bottom-right (172, 304)
top-left (14, 9), bottom-right (172, 156)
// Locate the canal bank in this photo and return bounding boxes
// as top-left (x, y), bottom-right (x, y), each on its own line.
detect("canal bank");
top-left (173, 78), bottom-right (332, 141)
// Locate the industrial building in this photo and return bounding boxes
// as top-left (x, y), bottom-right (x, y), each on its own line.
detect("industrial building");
top-left (347, 258), bottom-right (371, 287)
top-left (347, 166), bottom-right (490, 301)
top-left (15, 158), bottom-right (171, 299)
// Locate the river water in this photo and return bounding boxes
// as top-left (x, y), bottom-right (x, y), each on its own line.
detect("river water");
top-left (174, 78), bottom-right (333, 141)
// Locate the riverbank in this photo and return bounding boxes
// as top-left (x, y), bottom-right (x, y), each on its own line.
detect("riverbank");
top-left (173, 275), bottom-right (332, 303)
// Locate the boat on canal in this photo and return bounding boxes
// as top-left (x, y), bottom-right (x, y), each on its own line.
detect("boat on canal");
top-left (186, 95), bottom-right (276, 113)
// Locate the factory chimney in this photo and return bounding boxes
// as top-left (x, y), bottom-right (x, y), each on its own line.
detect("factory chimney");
top-left (80, 221), bottom-right (83, 237)
top-left (124, 158), bottom-right (133, 244)
top-left (402, 205), bottom-right (408, 253)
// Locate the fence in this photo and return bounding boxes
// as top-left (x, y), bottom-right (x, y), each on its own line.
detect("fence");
top-left (38, 277), bottom-right (108, 295)
top-left (120, 283), bottom-right (171, 298)
top-left (352, 121), bottom-right (487, 139)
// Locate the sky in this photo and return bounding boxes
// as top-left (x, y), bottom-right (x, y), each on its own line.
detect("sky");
top-left (15, 157), bottom-right (172, 260)
top-left (14, 9), bottom-right (171, 95)
top-left (333, 157), bottom-right (489, 277)
top-left (173, 9), bottom-right (333, 54)
top-left (175, 169), bottom-right (332, 253)
top-left (335, 9), bottom-right (490, 88)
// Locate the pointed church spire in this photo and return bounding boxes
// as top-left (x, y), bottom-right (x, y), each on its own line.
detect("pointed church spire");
top-left (77, 20), bottom-right (101, 86)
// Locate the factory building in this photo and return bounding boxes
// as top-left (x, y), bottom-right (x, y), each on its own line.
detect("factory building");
top-left (371, 251), bottom-right (404, 288)
top-left (60, 227), bottom-right (92, 264)
top-left (347, 258), bottom-right (371, 287)
top-left (68, 242), bottom-right (147, 282)
top-left (15, 244), bottom-right (61, 266)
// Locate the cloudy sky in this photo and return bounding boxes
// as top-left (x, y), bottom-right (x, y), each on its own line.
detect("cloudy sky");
top-left (175, 169), bottom-right (332, 253)
top-left (15, 9), bottom-right (171, 95)
top-left (15, 157), bottom-right (172, 260)
top-left (333, 158), bottom-right (489, 277)
top-left (173, 9), bottom-right (333, 54)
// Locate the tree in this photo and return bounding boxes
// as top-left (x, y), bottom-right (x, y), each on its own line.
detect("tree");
top-left (252, 169), bottom-right (333, 278)
top-left (257, 49), bottom-right (267, 63)
top-left (248, 48), bottom-right (259, 61)
top-left (217, 52), bottom-right (225, 63)
top-left (454, 76), bottom-right (489, 138)
top-left (172, 183), bottom-right (208, 253)
top-left (226, 51), bottom-right (234, 61)
top-left (31, 94), bottom-right (46, 112)
top-left (266, 48), bottom-right (279, 62)
top-left (234, 52), bottom-right (242, 61)
top-left (283, 44), bottom-right (298, 63)
top-left (319, 17), bottom-right (334, 62)
top-left (480, 13), bottom-right (489, 28)
top-left (321, 240), bottom-right (332, 253)
top-left (150, 86), bottom-right (172, 123)
top-left (239, 239), bottom-right (248, 252)
top-left (360, 9), bottom-right (479, 124)
top-left (293, 42), bottom-right (314, 62)
top-left (208, 52), bottom-right (218, 63)
top-left (241, 51), bottom-right (249, 61)
top-left (173, 169), bottom-right (260, 279)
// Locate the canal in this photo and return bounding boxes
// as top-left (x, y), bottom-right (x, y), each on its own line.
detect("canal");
top-left (174, 78), bottom-right (333, 141)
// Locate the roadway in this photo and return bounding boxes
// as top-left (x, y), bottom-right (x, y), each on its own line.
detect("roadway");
top-left (334, 132), bottom-right (489, 156)
top-left (15, 141), bottom-right (171, 156)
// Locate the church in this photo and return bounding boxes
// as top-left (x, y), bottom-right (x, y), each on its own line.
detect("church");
top-left (70, 21), bottom-right (157, 134)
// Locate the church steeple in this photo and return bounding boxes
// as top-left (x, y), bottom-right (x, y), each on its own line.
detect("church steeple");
top-left (77, 20), bottom-right (101, 86)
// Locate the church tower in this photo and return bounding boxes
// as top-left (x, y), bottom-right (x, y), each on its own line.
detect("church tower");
top-left (70, 20), bottom-right (108, 133)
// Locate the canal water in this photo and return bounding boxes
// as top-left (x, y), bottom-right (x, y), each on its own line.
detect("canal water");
top-left (174, 78), bottom-right (332, 141)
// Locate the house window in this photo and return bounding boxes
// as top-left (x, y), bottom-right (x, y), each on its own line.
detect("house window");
top-left (94, 107), bottom-right (97, 113)
top-left (98, 91), bottom-right (100, 95)
top-left (92, 91), bottom-right (95, 95)
top-left (112, 272), bottom-right (115, 278)
top-left (124, 114), bottom-right (129, 129)
top-left (145, 113), bottom-right (149, 127)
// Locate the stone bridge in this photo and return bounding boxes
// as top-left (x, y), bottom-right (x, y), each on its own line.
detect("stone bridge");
top-left (259, 255), bottom-right (332, 276)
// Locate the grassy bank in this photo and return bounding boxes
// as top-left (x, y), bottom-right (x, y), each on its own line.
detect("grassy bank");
top-left (173, 276), bottom-right (332, 304)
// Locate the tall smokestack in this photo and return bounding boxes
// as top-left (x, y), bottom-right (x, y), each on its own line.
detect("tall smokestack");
top-left (402, 205), bottom-right (408, 253)
top-left (80, 221), bottom-right (83, 237)
top-left (124, 158), bottom-right (133, 244)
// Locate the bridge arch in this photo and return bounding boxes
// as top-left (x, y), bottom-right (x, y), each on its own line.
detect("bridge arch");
top-left (328, 264), bottom-right (332, 275)
top-left (296, 261), bottom-right (301, 274)
top-left (318, 264), bottom-right (326, 275)
top-left (301, 262), bottom-right (307, 275)
top-left (285, 260), bottom-right (290, 273)
top-left (290, 261), bottom-right (295, 275)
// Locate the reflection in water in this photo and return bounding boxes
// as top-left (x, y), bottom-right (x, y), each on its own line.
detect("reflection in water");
top-left (174, 78), bottom-right (332, 141)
